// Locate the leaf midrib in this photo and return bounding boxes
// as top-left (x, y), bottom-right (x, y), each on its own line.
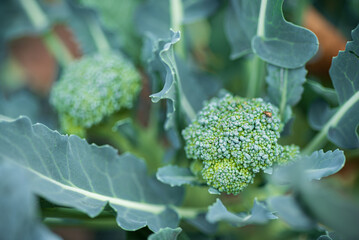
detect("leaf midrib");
top-left (19, 162), bottom-right (166, 214)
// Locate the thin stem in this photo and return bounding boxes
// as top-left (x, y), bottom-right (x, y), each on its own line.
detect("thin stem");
top-left (257, 0), bottom-right (268, 37)
top-left (279, 68), bottom-right (288, 120)
top-left (42, 31), bottom-right (73, 66)
top-left (19, 0), bottom-right (48, 30)
top-left (246, 55), bottom-right (265, 98)
top-left (19, 0), bottom-right (73, 65)
top-left (170, 0), bottom-right (186, 59)
top-left (303, 91), bottom-right (359, 155)
top-left (87, 16), bottom-right (111, 53)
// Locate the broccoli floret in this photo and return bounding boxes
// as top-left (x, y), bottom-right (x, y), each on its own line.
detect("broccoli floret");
top-left (50, 52), bottom-right (141, 136)
top-left (182, 93), bottom-right (299, 195)
top-left (277, 144), bottom-right (300, 165)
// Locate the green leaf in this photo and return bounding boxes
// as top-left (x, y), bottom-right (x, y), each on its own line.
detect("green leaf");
top-left (301, 150), bottom-right (345, 181)
top-left (268, 195), bottom-right (315, 230)
top-left (299, 181), bottom-right (359, 239)
top-left (266, 64), bottom-right (307, 122)
top-left (0, 90), bottom-right (40, 120)
top-left (0, 161), bottom-right (60, 240)
top-left (225, 0), bottom-right (318, 68)
top-left (0, 0), bottom-right (45, 40)
top-left (146, 30), bottom-right (196, 136)
top-left (186, 213), bottom-right (218, 234)
top-left (252, 0), bottom-right (318, 68)
top-left (135, 0), bottom-right (170, 39)
top-left (76, 0), bottom-right (142, 59)
top-left (148, 30), bottom-right (183, 129)
top-left (0, 90), bottom-right (57, 128)
top-left (225, 0), bottom-right (260, 59)
top-left (308, 100), bottom-right (337, 131)
top-left (327, 24), bottom-right (359, 148)
top-left (182, 0), bottom-right (219, 24)
top-left (273, 150), bottom-right (345, 184)
top-left (0, 117), bottom-right (185, 232)
top-left (65, 2), bottom-right (120, 55)
top-left (304, 24), bottom-right (359, 152)
top-left (307, 80), bottom-right (339, 106)
top-left (206, 199), bottom-right (277, 226)
top-left (156, 165), bottom-right (198, 187)
top-left (148, 227), bottom-right (182, 240)
top-left (112, 118), bottom-right (138, 146)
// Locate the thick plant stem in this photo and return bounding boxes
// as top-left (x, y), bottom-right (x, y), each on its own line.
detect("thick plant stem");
top-left (257, 0), bottom-right (268, 37)
top-left (19, 0), bottom-right (73, 65)
top-left (303, 91), bottom-right (359, 155)
top-left (246, 55), bottom-right (265, 98)
top-left (87, 16), bottom-right (111, 53)
top-left (245, 0), bottom-right (267, 98)
top-left (170, 0), bottom-right (186, 59)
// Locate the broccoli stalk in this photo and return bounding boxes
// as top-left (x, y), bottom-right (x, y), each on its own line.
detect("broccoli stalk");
top-left (182, 93), bottom-right (299, 195)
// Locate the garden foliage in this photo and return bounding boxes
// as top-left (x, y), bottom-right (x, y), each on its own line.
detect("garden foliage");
top-left (0, 0), bottom-right (359, 239)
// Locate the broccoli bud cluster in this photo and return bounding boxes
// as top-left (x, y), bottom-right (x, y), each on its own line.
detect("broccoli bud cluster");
top-left (50, 52), bottom-right (141, 136)
top-left (182, 93), bottom-right (299, 195)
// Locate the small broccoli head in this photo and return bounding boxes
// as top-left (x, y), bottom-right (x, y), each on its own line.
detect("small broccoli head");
top-left (182, 93), bottom-right (298, 194)
top-left (50, 52), bottom-right (141, 135)
top-left (277, 144), bottom-right (300, 165)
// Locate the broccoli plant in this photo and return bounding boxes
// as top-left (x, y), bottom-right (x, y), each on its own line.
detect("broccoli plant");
top-left (50, 52), bottom-right (141, 136)
top-left (0, 0), bottom-right (359, 240)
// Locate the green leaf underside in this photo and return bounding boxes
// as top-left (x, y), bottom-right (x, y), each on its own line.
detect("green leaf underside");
top-left (299, 181), bottom-right (359, 239)
top-left (266, 64), bottom-right (306, 121)
top-left (273, 150), bottom-right (345, 184)
top-left (0, 161), bottom-right (60, 240)
top-left (206, 199), bottom-right (277, 226)
top-left (0, 117), bottom-right (184, 232)
top-left (156, 165), bottom-right (198, 187)
top-left (327, 24), bottom-right (359, 148)
top-left (148, 227), bottom-right (182, 240)
top-left (225, 0), bottom-right (318, 68)
top-left (268, 195), bottom-right (315, 230)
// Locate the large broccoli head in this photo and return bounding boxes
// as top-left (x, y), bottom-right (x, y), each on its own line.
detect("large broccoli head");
top-left (182, 93), bottom-right (299, 195)
top-left (50, 52), bottom-right (141, 136)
